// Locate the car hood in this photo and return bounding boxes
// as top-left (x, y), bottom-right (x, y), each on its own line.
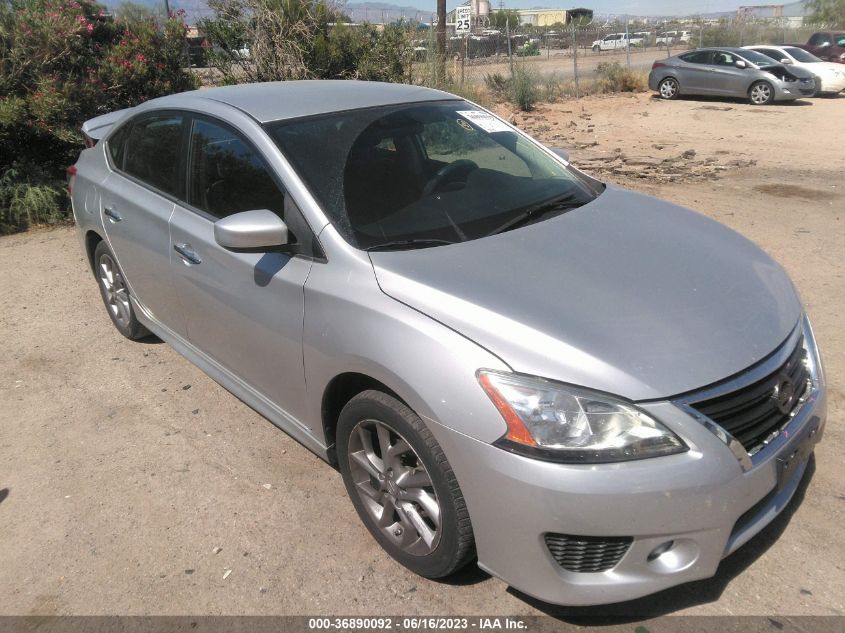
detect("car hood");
top-left (369, 186), bottom-right (801, 401)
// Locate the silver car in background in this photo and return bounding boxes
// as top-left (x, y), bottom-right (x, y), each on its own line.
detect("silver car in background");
top-left (649, 47), bottom-right (816, 104)
top-left (70, 81), bottom-right (827, 606)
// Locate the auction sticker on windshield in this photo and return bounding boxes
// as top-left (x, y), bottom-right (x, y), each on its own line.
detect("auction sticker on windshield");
top-left (457, 110), bottom-right (511, 133)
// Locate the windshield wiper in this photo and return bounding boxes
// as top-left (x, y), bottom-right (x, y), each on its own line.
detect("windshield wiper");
top-left (366, 238), bottom-right (457, 252)
top-left (485, 192), bottom-right (581, 237)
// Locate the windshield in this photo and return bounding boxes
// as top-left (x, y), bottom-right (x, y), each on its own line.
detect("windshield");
top-left (740, 49), bottom-right (780, 67)
top-left (268, 101), bottom-right (600, 250)
top-left (783, 46), bottom-right (822, 63)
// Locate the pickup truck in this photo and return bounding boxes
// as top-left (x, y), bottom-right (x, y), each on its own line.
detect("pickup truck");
top-left (791, 31), bottom-right (845, 63)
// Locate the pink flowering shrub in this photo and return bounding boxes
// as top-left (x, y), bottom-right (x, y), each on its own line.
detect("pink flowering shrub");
top-left (0, 0), bottom-right (197, 232)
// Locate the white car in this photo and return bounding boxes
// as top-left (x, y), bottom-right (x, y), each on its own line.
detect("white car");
top-left (744, 45), bottom-right (845, 94)
top-left (591, 33), bottom-right (641, 52)
top-left (656, 30), bottom-right (691, 47)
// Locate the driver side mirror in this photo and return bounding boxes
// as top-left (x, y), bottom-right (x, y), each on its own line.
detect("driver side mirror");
top-left (780, 57), bottom-right (792, 64)
top-left (734, 60), bottom-right (747, 69)
top-left (550, 147), bottom-right (570, 162)
top-left (214, 209), bottom-right (288, 249)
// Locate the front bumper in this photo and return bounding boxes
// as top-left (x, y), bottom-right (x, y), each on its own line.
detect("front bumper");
top-left (426, 363), bottom-right (826, 606)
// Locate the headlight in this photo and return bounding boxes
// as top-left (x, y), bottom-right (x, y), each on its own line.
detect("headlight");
top-left (478, 370), bottom-right (687, 463)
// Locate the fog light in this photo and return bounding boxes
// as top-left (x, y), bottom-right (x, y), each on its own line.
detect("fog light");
top-left (647, 540), bottom-right (674, 562)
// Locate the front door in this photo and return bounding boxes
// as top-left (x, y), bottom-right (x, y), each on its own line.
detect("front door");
top-left (168, 115), bottom-right (312, 420)
top-left (710, 50), bottom-right (750, 96)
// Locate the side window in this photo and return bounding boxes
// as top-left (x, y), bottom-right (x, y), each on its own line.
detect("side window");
top-left (123, 114), bottom-right (184, 197)
top-left (680, 51), bottom-right (711, 64)
top-left (713, 51), bottom-right (737, 66)
top-left (757, 49), bottom-right (780, 60)
top-left (810, 33), bottom-right (830, 46)
top-left (188, 118), bottom-right (285, 220)
top-left (107, 123), bottom-right (131, 170)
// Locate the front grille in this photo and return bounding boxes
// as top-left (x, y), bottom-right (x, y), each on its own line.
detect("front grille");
top-left (544, 533), bottom-right (632, 573)
top-left (689, 338), bottom-right (810, 455)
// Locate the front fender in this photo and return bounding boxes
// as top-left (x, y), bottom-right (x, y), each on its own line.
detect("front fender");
top-left (302, 238), bottom-right (510, 447)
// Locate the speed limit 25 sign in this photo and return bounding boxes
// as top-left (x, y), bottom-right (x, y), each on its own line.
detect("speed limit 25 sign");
top-left (456, 6), bottom-right (471, 33)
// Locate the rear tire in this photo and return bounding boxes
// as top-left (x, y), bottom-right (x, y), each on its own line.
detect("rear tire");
top-left (658, 77), bottom-right (680, 100)
top-left (337, 390), bottom-right (475, 579)
top-left (749, 80), bottom-right (774, 105)
top-left (93, 241), bottom-right (150, 340)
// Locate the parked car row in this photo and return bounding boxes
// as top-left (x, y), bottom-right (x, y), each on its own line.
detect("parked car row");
top-left (648, 45), bottom-right (842, 105)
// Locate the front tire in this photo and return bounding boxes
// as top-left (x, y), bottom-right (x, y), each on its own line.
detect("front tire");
top-left (749, 80), bottom-right (774, 105)
top-left (93, 241), bottom-right (150, 340)
top-left (592, 45), bottom-right (600, 52)
top-left (337, 390), bottom-right (475, 579)
top-left (658, 77), bottom-right (680, 100)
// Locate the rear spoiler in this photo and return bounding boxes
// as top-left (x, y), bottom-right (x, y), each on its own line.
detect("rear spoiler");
top-left (80, 107), bottom-right (135, 146)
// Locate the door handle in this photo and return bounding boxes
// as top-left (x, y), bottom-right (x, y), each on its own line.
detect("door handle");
top-left (104, 206), bottom-right (122, 222)
top-left (174, 242), bottom-right (202, 265)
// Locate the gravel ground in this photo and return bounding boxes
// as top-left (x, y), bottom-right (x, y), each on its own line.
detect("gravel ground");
top-left (0, 92), bottom-right (843, 619)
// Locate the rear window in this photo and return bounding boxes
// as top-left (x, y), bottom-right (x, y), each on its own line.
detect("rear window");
top-left (123, 114), bottom-right (184, 198)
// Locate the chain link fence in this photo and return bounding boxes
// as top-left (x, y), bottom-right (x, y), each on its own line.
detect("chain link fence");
top-left (409, 20), bottom-right (821, 101)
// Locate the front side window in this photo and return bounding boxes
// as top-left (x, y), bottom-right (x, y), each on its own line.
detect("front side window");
top-left (739, 49), bottom-right (779, 67)
top-left (268, 101), bottom-right (600, 250)
top-left (809, 33), bottom-right (831, 46)
top-left (123, 114), bottom-right (184, 197)
top-left (753, 48), bottom-right (782, 61)
top-left (680, 51), bottom-right (712, 64)
top-left (188, 118), bottom-right (285, 219)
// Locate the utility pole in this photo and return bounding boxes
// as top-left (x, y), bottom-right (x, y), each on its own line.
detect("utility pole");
top-left (437, 0), bottom-right (446, 83)
top-left (625, 14), bottom-right (630, 68)
top-left (163, 0), bottom-right (170, 16)
top-left (572, 18), bottom-right (579, 98)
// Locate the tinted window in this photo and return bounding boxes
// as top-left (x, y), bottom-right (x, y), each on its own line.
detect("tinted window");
top-left (269, 101), bottom-right (599, 250)
top-left (107, 124), bottom-right (131, 169)
top-left (713, 51), bottom-right (739, 66)
top-left (754, 48), bottom-right (782, 61)
top-left (809, 33), bottom-right (830, 46)
top-left (123, 114), bottom-right (184, 197)
top-left (188, 118), bottom-right (284, 219)
top-left (680, 51), bottom-right (712, 64)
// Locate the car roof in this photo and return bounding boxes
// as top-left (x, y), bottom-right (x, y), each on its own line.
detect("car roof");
top-left (144, 80), bottom-right (456, 124)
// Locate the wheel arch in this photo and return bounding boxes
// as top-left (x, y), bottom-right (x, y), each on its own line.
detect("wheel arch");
top-left (85, 229), bottom-right (104, 274)
top-left (321, 372), bottom-right (405, 466)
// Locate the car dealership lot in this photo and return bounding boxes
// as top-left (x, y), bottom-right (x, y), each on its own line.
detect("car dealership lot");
top-left (1, 93), bottom-right (843, 618)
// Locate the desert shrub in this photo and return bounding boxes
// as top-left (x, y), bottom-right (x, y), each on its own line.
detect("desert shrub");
top-left (200, 0), bottom-right (412, 84)
top-left (484, 72), bottom-right (511, 101)
top-left (511, 63), bottom-right (539, 111)
top-left (0, 0), bottom-right (197, 234)
top-left (594, 62), bottom-right (647, 93)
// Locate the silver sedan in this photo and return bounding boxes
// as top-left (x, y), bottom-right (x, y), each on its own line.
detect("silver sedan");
top-left (70, 81), bottom-right (826, 606)
top-left (649, 47), bottom-right (816, 104)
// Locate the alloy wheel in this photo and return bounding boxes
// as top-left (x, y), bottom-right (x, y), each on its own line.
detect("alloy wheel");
top-left (659, 78), bottom-right (678, 99)
top-left (98, 253), bottom-right (131, 328)
top-left (347, 419), bottom-right (441, 556)
top-left (750, 82), bottom-right (772, 104)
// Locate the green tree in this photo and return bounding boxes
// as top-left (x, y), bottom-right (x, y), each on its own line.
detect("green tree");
top-left (0, 0), bottom-right (196, 233)
top-left (806, 0), bottom-right (845, 25)
top-left (490, 9), bottom-right (519, 31)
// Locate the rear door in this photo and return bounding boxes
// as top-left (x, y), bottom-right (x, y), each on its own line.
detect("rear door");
top-left (168, 115), bottom-right (313, 417)
top-left (99, 112), bottom-right (186, 336)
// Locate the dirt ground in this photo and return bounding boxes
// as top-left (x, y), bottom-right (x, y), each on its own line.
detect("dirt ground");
top-left (1, 91), bottom-right (843, 619)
